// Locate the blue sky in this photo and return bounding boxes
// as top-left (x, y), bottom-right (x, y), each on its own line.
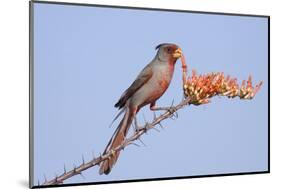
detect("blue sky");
top-left (33, 2), bottom-right (268, 186)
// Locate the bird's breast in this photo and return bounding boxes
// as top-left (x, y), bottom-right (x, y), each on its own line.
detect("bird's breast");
top-left (156, 64), bottom-right (174, 88)
top-left (146, 64), bottom-right (175, 100)
top-left (130, 63), bottom-right (175, 109)
top-left (157, 76), bottom-right (170, 89)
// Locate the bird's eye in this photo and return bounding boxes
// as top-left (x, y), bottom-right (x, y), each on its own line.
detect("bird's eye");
top-left (167, 48), bottom-right (172, 53)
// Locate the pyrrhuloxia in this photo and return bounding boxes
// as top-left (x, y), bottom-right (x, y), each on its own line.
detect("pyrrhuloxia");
top-left (99, 43), bottom-right (182, 175)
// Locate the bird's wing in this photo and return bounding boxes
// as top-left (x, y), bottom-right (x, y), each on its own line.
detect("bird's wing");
top-left (115, 65), bottom-right (153, 109)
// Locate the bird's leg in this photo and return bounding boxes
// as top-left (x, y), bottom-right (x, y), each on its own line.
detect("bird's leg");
top-left (133, 116), bottom-right (141, 133)
top-left (150, 101), bottom-right (177, 118)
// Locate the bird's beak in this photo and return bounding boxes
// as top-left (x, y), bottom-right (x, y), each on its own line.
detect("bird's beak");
top-left (173, 48), bottom-right (182, 58)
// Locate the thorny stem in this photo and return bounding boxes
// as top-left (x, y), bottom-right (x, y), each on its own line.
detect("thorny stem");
top-left (40, 54), bottom-right (262, 186)
top-left (41, 97), bottom-right (192, 186)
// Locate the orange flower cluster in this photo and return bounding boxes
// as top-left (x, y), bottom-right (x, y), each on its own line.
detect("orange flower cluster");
top-left (183, 70), bottom-right (263, 105)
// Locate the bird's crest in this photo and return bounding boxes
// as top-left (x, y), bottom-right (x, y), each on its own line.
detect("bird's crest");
top-left (155, 43), bottom-right (177, 50)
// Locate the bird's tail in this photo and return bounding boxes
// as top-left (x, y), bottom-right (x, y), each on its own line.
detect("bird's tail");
top-left (99, 107), bottom-right (135, 175)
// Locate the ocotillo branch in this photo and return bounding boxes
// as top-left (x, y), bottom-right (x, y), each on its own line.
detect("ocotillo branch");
top-left (40, 54), bottom-right (262, 186)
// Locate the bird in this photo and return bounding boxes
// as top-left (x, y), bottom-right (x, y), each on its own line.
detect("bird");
top-left (99, 43), bottom-right (182, 175)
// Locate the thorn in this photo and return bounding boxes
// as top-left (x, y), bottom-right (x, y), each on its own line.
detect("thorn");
top-left (173, 111), bottom-right (178, 118)
top-left (79, 172), bottom-right (86, 179)
top-left (146, 122), bottom-right (151, 129)
top-left (64, 164), bottom-right (66, 174)
top-left (73, 164), bottom-right (77, 174)
top-left (92, 150), bottom-right (96, 160)
top-left (129, 142), bottom-right (141, 147)
top-left (44, 174), bottom-right (47, 182)
top-left (37, 179), bottom-right (40, 186)
top-left (169, 112), bottom-right (178, 120)
top-left (54, 174), bottom-right (58, 182)
top-left (153, 111), bottom-right (157, 120)
top-left (95, 154), bottom-right (101, 165)
top-left (142, 113), bottom-right (147, 124)
top-left (82, 154), bottom-right (85, 165)
top-left (152, 127), bottom-right (160, 132)
top-left (158, 122), bottom-right (165, 130)
top-left (138, 137), bottom-right (147, 147)
top-left (99, 153), bottom-right (103, 163)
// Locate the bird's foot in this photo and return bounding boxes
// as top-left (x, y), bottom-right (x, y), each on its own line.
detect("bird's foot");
top-left (151, 106), bottom-right (178, 119)
top-left (150, 100), bottom-right (178, 119)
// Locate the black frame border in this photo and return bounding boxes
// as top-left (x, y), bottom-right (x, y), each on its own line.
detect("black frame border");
top-left (29, 1), bottom-right (270, 188)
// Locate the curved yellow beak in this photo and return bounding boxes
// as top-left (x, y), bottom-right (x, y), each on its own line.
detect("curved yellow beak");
top-left (173, 48), bottom-right (182, 58)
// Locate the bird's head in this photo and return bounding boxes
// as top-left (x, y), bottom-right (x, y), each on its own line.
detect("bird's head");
top-left (155, 43), bottom-right (182, 63)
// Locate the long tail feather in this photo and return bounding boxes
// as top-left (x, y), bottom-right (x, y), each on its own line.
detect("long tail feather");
top-left (99, 107), bottom-right (135, 175)
top-left (109, 108), bottom-right (125, 128)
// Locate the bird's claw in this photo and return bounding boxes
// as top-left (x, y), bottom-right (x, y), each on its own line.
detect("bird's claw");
top-left (167, 106), bottom-right (178, 119)
top-left (168, 99), bottom-right (178, 119)
top-left (167, 106), bottom-right (177, 114)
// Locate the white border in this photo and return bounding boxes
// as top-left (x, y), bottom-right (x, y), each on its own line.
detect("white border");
top-left (0, 0), bottom-right (278, 189)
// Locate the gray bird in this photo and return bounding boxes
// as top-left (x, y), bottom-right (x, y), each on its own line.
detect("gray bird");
top-left (99, 43), bottom-right (182, 175)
